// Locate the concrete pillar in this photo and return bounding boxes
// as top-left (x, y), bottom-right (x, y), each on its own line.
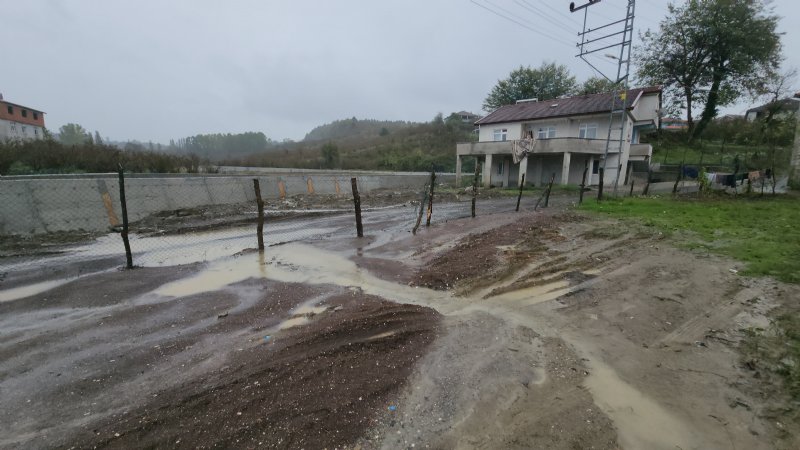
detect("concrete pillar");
top-left (518, 156), bottom-right (528, 187)
top-left (501, 158), bottom-right (510, 187)
top-left (561, 152), bottom-right (571, 185)
top-left (483, 154), bottom-right (493, 187)
top-left (533, 157), bottom-right (543, 186)
top-left (455, 155), bottom-right (462, 187)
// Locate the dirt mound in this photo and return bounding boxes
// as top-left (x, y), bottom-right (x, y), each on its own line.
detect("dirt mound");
top-left (69, 294), bottom-right (440, 449)
top-left (413, 212), bottom-right (567, 292)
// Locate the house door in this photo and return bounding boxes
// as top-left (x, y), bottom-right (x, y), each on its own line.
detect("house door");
top-left (590, 158), bottom-right (600, 185)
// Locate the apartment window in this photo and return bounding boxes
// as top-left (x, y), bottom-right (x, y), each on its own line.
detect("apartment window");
top-left (22, 109), bottom-right (28, 118)
top-left (592, 159), bottom-right (600, 174)
top-left (493, 128), bottom-right (507, 141)
top-left (537, 126), bottom-right (556, 139)
top-left (497, 160), bottom-right (504, 175)
top-left (33, 112), bottom-right (39, 120)
top-left (6, 106), bottom-right (12, 114)
top-left (579, 123), bottom-right (598, 139)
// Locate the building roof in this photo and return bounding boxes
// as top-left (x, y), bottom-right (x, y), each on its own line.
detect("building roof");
top-left (745, 97), bottom-right (800, 115)
top-left (475, 86), bottom-right (661, 126)
top-left (0, 99), bottom-right (46, 114)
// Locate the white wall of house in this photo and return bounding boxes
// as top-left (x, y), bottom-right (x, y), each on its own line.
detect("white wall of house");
top-left (0, 119), bottom-right (44, 141)
top-left (634, 93), bottom-right (660, 122)
top-left (478, 123), bottom-right (523, 142)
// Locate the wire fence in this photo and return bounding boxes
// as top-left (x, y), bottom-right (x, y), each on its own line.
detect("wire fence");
top-left (4, 165), bottom-right (775, 299)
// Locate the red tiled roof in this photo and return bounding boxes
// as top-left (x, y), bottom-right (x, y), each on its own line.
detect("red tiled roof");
top-left (476, 86), bottom-right (660, 126)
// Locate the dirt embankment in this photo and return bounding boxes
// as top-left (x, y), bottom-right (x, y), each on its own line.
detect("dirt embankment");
top-left (0, 265), bottom-right (440, 449)
top-left (408, 207), bottom-right (800, 449)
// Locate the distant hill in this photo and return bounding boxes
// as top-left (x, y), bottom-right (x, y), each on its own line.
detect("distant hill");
top-left (303, 118), bottom-right (414, 142)
top-left (225, 114), bottom-right (478, 173)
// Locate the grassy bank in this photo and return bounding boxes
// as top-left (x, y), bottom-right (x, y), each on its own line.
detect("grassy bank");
top-left (580, 195), bottom-right (800, 284)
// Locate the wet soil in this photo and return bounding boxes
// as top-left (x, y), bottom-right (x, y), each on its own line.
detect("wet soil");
top-left (3, 194), bottom-right (800, 449)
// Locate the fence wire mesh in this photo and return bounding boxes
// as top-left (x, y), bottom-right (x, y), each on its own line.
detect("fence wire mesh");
top-left (1, 171), bottom-right (584, 300)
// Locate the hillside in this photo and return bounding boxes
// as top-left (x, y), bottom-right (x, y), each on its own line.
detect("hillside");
top-left (303, 118), bottom-right (414, 142)
top-left (224, 115), bottom-right (477, 173)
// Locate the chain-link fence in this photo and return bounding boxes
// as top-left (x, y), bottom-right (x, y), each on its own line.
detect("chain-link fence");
top-left (1, 170), bottom-right (590, 302)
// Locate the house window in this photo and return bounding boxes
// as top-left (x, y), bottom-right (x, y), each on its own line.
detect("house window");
top-left (21, 126), bottom-right (27, 134)
top-left (537, 126), bottom-right (556, 139)
top-left (34, 128), bottom-right (39, 136)
top-left (579, 123), bottom-right (597, 139)
top-left (493, 128), bottom-right (507, 141)
top-left (33, 112), bottom-right (39, 120)
top-left (6, 106), bottom-right (12, 114)
top-left (10, 123), bottom-right (16, 132)
top-left (497, 160), bottom-right (504, 175)
top-left (592, 159), bottom-right (600, 174)
top-left (22, 109), bottom-right (28, 118)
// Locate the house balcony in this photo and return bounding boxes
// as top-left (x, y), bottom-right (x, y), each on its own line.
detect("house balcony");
top-left (456, 138), bottom-right (622, 157)
top-left (629, 143), bottom-right (653, 161)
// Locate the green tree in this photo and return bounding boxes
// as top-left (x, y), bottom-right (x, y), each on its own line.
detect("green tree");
top-left (636, 0), bottom-right (782, 140)
top-left (483, 62), bottom-right (577, 111)
top-left (579, 76), bottom-right (617, 95)
top-left (320, 141), bottom-right (340, 169)
top-left (58, 123), bottom-right (90, 146)
top-left (94, 131), bottom-right (103, 145)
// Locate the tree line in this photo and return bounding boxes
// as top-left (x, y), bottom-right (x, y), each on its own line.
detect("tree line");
top-left (0, 138), bottom-right (211, 175)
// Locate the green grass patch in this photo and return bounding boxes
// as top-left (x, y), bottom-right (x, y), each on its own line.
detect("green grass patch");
top-left (580, 196), bottom-right (800, 284)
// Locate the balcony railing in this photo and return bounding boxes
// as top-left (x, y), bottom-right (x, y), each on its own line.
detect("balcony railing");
top-left (457, 137), bottom-right (622, 156)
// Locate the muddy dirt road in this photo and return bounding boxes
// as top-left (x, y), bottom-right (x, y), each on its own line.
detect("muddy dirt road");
top-left (1, 195), bottom-right (798, 449)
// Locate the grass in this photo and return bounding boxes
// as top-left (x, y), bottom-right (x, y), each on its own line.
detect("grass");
top-left (582, 194), bottom-right (800, 403)
top-left (580, 195), bottom-right (800, 284)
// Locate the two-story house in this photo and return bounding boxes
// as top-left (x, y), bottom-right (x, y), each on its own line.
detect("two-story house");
top-left (455, 86), bottom-right (661, 187)
top-left (0, 94), bottom-right (46, 141)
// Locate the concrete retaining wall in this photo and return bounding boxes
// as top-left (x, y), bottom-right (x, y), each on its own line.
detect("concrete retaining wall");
top-left (0, 171), bottom-right (455, 235)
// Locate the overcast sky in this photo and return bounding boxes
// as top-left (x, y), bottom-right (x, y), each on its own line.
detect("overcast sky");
top-left (3, 0), bottom-right (798, 143)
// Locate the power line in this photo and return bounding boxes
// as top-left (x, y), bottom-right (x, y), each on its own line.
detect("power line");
top-left (514, 0), bottom-right (578, 31)
top-left (469, 0), bottom-right (576, 50)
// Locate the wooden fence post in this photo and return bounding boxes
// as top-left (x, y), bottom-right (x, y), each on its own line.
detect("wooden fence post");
top-left (351, 177), bottom-right (363, 237)
top-left (515, 173), bottom-right (526, 212)
top-left (117, 165), bottom-right (133, 269)
top-left (426, 169), bottom-right (436, 227)
top-left (253, 179), bottom-right (265, 251)
top-left (544, 173), bottom-right (555, 208)
top-left (579, 164), bottom-right (588, 204)
top-left (471, 161), bottom-right (480, 218)
top-left (412, 190), bottom-right (428, 235)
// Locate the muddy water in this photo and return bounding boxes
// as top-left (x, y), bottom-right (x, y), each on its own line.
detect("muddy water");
top-left (583, 358), bottom-right (698, 450)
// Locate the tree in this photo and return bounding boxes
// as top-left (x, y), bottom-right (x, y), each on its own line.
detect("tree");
top-left (320, 141), bottom-right (339, 169)
top-left (483, 62), bottom-right (577, 111)
top-left (579, 76), bottom-right (617, 95)
top-left (636, 0), bottom-right (782, 140)
top-left (58, 123), bottom-right (90, 146)
top-left (94, 131), bottom-right (103, 145)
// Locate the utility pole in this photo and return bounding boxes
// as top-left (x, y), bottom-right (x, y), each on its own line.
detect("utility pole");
top-left (571, 0), bottom-right (636, 198)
